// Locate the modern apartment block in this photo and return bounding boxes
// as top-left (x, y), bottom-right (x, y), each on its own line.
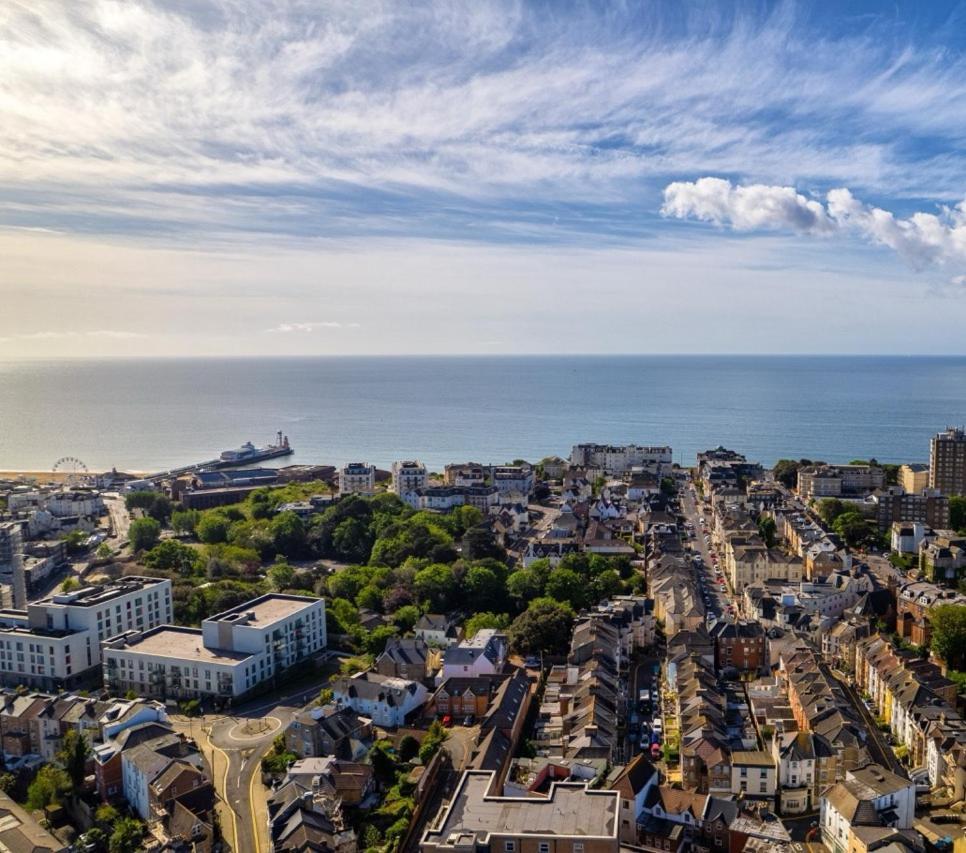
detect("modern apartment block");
top-left (870, 486), bottom-right (949, 532)
top-left (102, 593), bottom-right (325, 701)
top-left (0, 577), bottom-right (172, 691)
top-left (338, 462), bottom-right (376, 496)
top-left (391, 460), bottom-right (427, 496)
top-left (930, 427), bottom-right (966, 496)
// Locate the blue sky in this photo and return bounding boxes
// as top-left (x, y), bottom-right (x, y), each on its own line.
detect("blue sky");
top-left (2, 0), bottom-right (966, 356)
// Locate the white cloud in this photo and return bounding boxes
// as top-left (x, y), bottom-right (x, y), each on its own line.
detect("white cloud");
top-left (3, 1), bottom-right (966, 242)
top-left (662, 178), bottom-right (966, 272)
top-left (0, 329), bottom-right (145, 342)
top-left (661, 177), bottom-right (834, 235)
top-left (265, 321), bottom-right (361, 333)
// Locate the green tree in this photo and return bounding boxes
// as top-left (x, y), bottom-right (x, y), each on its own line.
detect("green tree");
top-left (544, 567), bottom-right (586, 610)
top-left (508, 598), bottom-right (575, 656)
top-left (398, 734), bottom-right (420, 762)
top-left (463, 565), bottom-right (506, 612)
top-left (413, 564), bottom-right (456, 611)
top-left (196, 514), bottom-right (230, 545)
top-left (418, 720), bottom-right (448, 763)
top-left (463, 612), bottom-right (510, 638)
top-left (124, 490), bottom-right (159, 512)
top-left (143, 539), bottom-right (201, 574)
top-left (0, 773), bottom-right (15, 793)
top-left (832, 510), bottom-right (873, 548)
top-left (817, 498), bottom-right (846, 526)
top-left (271, 511), bottom-right (307, 558)
top-left (757, 516), bottom-right (777, 548)
top-left (950, 496), bottom-right (966, 533)
top-left (362, 625), bottom-right (398, 656)
top-left (26, 765), bottom-right (71, 810)
top-left (462, 525), bottom-right (505, 561)
top-left (660, 477), bottom-right (676, 497)
top-left (590, 568), bottom-right (623, 602)
top-left (930, 604), bottom-right (966, 670)
top-left (506, 569), bottom-right (544, 606)
top-left (268, 562), bottom-right (296, 591)
top-left (170, 509), bottom-right (201, 535)
top-left (95, 803), bottom-right (120, 827)
top-left (57, 728), bottom-right (91, 787)
top-left (109, 817), bottom-right (144, 853)
top-left (128, 517), bottom-right (161, 552)
top-left (331, 517), bottom-right (373, 563)
top-left (772, 459), bottom-right (803, 488)
top-left (391, 604), bottom-right (421, 632)
top-left (61, 577), bottom-right (79, 592)
top-left (146, 494), bottom-right (173, 524)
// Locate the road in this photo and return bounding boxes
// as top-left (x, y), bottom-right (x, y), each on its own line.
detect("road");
top-left (835, 675), bottom-right (906, 776)
top-left (679, 484), bottom-right (731, 621)
top-left (171, 681), bottom-right (334, 853)
top-left (104, 495), bottom-right (132, 544)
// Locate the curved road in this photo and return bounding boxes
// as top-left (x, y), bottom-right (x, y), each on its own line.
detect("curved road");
top-left (172, 682), bottom-right (333, 852)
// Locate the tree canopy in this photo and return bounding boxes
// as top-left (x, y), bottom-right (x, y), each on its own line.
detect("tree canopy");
top-left (129, 517), bottom-right (161, 552)
top-left (508, 598), bottom-right (575, 656)
top-left (931, 604), bottom-right (966, 670)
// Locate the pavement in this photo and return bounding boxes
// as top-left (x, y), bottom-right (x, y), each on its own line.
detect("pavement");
top-left (170, 681), bottom-right (334, 853)
top-left (835, 676), bottom-right (906, 776)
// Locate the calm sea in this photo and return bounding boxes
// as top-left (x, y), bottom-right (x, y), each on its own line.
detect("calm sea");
top-left (0, 356), bottom-right (964, 473)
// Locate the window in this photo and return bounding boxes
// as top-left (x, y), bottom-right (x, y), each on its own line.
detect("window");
top-left (573, 845), bottom-right (584, 853)
top-left (504, 844), bottom-right (515, 853)
top-left (538, 844), bottom-right (550, 853)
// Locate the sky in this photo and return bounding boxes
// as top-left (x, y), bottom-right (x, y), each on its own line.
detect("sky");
top-left (2, 0), bottom-right (966, 358)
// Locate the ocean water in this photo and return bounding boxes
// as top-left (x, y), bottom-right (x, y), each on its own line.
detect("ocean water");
top-left (0, 355), bottom-right (964, 473)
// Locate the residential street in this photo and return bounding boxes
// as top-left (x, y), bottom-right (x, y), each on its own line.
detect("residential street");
top-left (171, 680), bottom-right (334, 853)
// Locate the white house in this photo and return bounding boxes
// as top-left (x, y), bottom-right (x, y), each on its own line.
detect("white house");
top-left (441, 630), bottom-right (508, 680)
top-left (331, 672), bottom-right (427, 728)
top-left (820, 765), bottom-right (915, 853)
top-left (414, 614), bottom-right (462, 648)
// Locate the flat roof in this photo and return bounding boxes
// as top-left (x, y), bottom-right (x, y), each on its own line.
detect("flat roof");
top-left (422, 770), bottom-right (617, 847)
top-left (109, 626), bottom-right (252, 666)
top-left (207, 594), bottom-right (320, 628)
top-left (37, 576), bottom-right (167, 608)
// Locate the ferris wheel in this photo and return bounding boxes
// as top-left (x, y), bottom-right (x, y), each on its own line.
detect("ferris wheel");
top-left (52, 456), bottom-right (90, 485)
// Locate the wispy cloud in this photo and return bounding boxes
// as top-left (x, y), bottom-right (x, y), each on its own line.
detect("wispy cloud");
top-left (264, 321), bottom-right (361, 333)
top-left (0, 329), bottom-right (146, 343)
top-left (663, 178), bottom-right (966, 272)
top-left (3, 2), bottom-right (966, 244)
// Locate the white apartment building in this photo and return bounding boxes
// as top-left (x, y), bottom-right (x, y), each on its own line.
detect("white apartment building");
top-left (102, 594), bottom-right (326, 700)
top-left (0, 577), bottom-right (172, 691)
top-left (490, 465), bottom-right (534, 495)
top-left (570, 443), bottom-right (672, 475)
top-left (391, 461), bottom-right (427, 496)
top-left (338, 463), bottom-right (376, 496)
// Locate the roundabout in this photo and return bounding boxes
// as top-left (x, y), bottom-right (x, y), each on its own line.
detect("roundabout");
top-left (226, 716), bottom-right (282, 742)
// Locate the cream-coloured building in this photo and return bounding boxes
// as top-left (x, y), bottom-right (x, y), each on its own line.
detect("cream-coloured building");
top-left (338, 462), bottom-right (376, 496)
top-left (898, 463), bottom-right (930, 494)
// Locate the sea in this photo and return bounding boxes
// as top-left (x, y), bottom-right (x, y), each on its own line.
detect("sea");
top-left (1, 355), bottom-right (965, 473)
